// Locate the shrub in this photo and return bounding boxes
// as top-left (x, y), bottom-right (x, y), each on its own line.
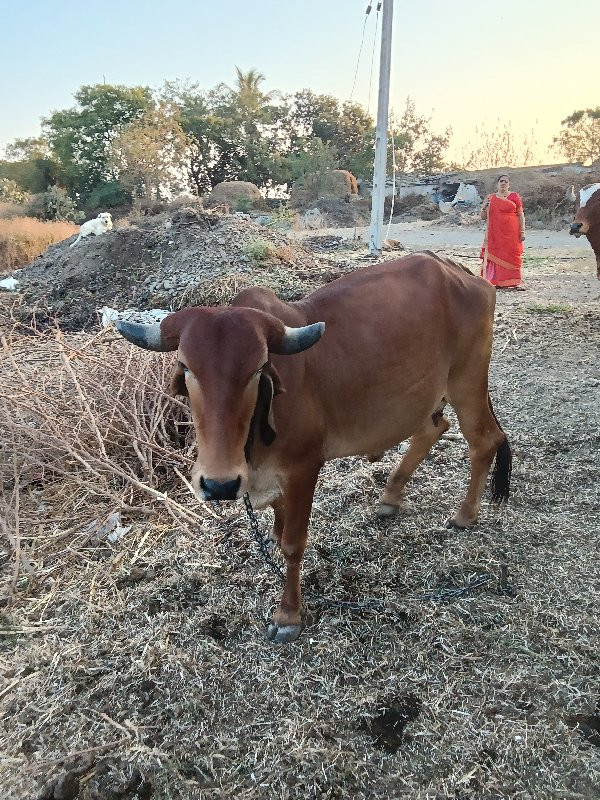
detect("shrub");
top-left (520, 181), bottom-right (568, 219)
top-left (25, 186), bottom-right (84, 222)
top-left (242, 239), bottom-right (275, 266)
top-left (0, 178), bottom-right (29, 205)
top-left (234, 195), bottom-right (253, 214)
top-left (86, 180), bottom-right (131, 210)
top-left (0, 216), bottom-right (78, 272)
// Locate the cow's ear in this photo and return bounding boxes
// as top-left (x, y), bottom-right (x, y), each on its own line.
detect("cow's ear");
top-left (257, 371), bottom-right (277, 445)
top-left (262, 361), bottom-right (284, 396)
top-left (170, 361), bottom-right (188, 397)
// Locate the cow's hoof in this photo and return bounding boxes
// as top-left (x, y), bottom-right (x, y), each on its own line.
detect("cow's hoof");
top-left (267, 623), bottom-right (302, 643)
top-left (377, 503), bottom-right (399, 518)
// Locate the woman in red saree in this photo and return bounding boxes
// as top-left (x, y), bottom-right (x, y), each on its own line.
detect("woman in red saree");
top-left (480, 174), bottom-right (526, 288)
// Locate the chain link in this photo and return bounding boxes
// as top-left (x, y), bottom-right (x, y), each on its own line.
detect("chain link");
top-left (243, 493), bottom-right (384, 612)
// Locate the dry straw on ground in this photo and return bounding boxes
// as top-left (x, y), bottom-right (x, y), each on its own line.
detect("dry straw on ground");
top-left (1, 246), bottom-right (599, 799)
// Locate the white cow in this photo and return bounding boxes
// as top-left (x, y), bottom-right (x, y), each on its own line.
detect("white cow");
top-left (70, 212), bottom-right (113, 247)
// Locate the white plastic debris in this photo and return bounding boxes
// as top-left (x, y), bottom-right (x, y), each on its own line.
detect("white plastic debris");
top-left (87, 512), bottom-right (131, 543)
top-left (100, 306), bottom-right (120, 327)
top-left (0, 277), bottom-right (19, 291)
top-left (99, 306), bottom-right (170, 328)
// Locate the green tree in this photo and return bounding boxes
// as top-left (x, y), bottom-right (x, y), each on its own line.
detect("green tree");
top-left (108, 105), bottom-right (190, 200)
top-left (43, 84), bottom-right (153, 200)
top-left (391, 98), bottom-right (451, 176)
top-left (231, 67), bottom-right (278, 128)
top-left (4, 137), bottom-right (51, 161)
top-left (286, 138), bottom-right (338, 184)
top-left (553, 108), bottom-right (600, 165)
top-left (286, 90), bottom-right (374, 176)
top-left (169, 73), bottom-right (289, 193)
top-left (1, 136), bottom-right (60, 194)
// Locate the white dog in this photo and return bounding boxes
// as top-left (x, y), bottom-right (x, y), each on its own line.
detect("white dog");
top-left (70, 212), bottom-right (113, 247)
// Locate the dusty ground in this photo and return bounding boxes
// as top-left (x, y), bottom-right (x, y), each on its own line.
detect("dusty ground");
top-left (1, 217), bottom-right (599, 799)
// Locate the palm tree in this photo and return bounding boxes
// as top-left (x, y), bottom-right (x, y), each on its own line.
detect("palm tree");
top-left (233, 67), bottom-right (276, 113)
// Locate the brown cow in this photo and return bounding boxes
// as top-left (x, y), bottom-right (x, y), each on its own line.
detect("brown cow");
top-left (570, 183), bottom-right (600, 279)
top-left (117, 251), bottom-right (512, 643)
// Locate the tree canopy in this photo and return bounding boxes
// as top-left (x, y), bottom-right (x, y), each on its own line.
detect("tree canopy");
top-left (43, 84), bottom-right (153, 200)
top-left (109, 105), bottom-right (189, 200)
top-left (3, 72), bottom-right (456, 209)
top-left (553, 108), bottom-right (600, 166)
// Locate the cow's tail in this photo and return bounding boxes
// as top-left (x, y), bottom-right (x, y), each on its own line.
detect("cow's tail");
top-left (488, 394), bottom-right (512, 504)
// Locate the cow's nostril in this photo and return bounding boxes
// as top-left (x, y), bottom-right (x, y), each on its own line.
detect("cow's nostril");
top-left (200, 475), bottom-right (241, 501)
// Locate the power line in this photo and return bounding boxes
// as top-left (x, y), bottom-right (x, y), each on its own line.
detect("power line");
top-left (348, 4), bottom-right (374, 104)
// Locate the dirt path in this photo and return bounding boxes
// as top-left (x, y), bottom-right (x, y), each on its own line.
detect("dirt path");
top-left (294, 221), bottom-right (600, 309)
top-left (292, 219), bottom-right (590, 253)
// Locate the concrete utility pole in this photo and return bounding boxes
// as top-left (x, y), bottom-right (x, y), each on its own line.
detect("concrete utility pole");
top-left (369, 0), bottom-right (394, 255)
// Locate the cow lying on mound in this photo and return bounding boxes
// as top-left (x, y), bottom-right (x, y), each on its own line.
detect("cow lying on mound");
top-left (117, 251), bottom-right (512, 643)
top-left (570, 183), bottom-right (600, 278)
top-left (70, 212), bottom-right (113, 247)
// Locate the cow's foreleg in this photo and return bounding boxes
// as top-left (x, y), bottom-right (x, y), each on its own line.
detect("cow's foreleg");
top-left (378, 413), bottom-right (450, 517)
top-left (267, 496), bottom-right (285, 549)
top-left (448, 401), bottom-right (506, 528)
top-left (267, 466), bottom-right (320, 644)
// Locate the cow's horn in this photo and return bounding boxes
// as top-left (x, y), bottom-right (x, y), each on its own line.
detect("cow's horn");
top-left (275, 322), bottom-right (325, 355)
top-left (116, 320), bottom-right (172, 352)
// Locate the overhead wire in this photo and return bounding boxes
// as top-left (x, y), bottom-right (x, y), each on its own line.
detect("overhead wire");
top-left (367, 2), bottom-right (382, 116)
top-left (348, 4), bottom-right (373, 103)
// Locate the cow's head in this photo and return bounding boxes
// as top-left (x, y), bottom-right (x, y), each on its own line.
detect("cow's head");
top-left (570, 184), bottom-right (600, 237)
top-left (570, 184), bottom-right (600, 278)
top-left (117, 307), bottom-right (324, 501)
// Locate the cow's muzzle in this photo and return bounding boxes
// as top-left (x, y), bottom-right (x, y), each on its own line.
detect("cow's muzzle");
top-left (570, 222), bottom-right (583, 236)
top-left (200, 475), bottom-right (242, 501)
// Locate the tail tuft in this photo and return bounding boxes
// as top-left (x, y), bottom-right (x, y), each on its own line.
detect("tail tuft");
top-left (490, 436), bottom-right (512, 504)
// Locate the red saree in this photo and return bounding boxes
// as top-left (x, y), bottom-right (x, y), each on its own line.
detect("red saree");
top-left (480, 192), bottom-right (523, 287)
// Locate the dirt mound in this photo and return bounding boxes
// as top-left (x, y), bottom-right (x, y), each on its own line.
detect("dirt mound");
top-left (432, 210), bottom-right (482, 226)
top-left (14, 207), bottom-right (328, 330)
top-left (203, 181), bottom-right (265, 211)
top-left (309, 196), bottom-right (371, 227)
top-left (290, 170), bottom-right (358, 209)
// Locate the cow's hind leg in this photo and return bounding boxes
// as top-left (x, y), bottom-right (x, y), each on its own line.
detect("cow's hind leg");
top-left (378, 410), bottom-right (450, 517)
top-left (447, 394), bottom-right (509, 528)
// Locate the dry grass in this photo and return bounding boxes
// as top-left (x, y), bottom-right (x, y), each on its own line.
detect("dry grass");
top-left (0, 217), bottom-right (78, 274)
top-left (0, 201), bottom-right (27, 220)
top-left (0, 285), bottom-right (599, 798)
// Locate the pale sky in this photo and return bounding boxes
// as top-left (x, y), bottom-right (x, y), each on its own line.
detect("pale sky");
top-left (1, 0), bottom-right (598, 166)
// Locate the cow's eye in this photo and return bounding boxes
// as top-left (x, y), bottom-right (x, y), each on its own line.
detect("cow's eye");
top-left (255, 362), bottom-right (267, 376)
top-left (178, 361), bottom-right (189, 373)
